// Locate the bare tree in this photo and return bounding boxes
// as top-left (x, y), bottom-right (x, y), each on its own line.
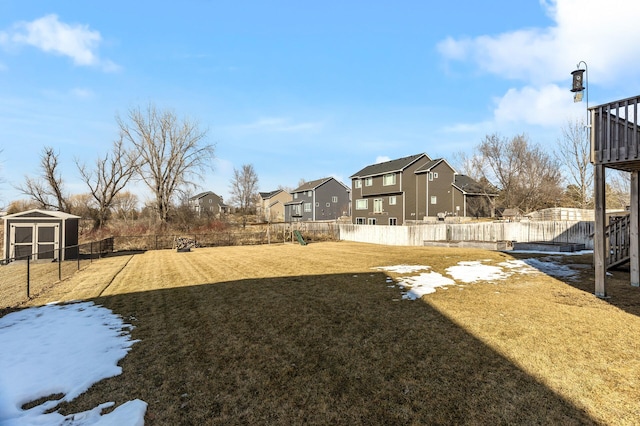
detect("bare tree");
top-left (117, 104), bottom-right (215, 224)
top-left (111, 191), bottom-right (139, 222)
top-left (17, 147), bottom-right (70, 212)
top-left (555, 119), bottom-right (593, 209)
top-left (76, 137), bottom-right (137, 229)
top-left (474, 133), bottom-right (563, 213)
top-left (229, 163), bottom-right (259, 213)
top-left (607, 170), bottom-right (631, 210)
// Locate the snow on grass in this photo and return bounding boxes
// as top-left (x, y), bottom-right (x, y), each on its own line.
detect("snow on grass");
top-left (0, 301), bottom-right (146, 426)
top-left (377, 254), bottom-right (583, 300)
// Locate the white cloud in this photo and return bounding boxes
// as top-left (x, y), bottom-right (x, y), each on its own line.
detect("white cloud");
top-left (493, 84), bottom-right (584, 127)
top-left (0, 14), bottom-right (118, 71)
top-left (375, 156), bottom-right (391, 163)
top-left (437, 0), bottom-right (640, 86)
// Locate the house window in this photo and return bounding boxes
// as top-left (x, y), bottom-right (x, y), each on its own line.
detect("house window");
top-left (429, 172), bottom-right (433, 181)
top-left (431, 196), bottom-right (437, 204)
top-left (209, 199), bottom-right (213, 203)
top-left (389, 218), bottom-right (397, 225)
top-left (356, 217), bottom-right (366, 224)
top-left (292, 205), bottom-right (301, 215)
top-left (355, 180), bottom-right (361, 188)
top-left (304, 202), bottom-right (312, 212)
top-left (332, 196), bottom-right (338, 203)
top-left (365, 177), bottom-right (373, 186)
top-left (434, 172), bottom-right (438, 179)
top-left (368, 218), bottom-right (377, 225)
top-left (356, 199), bottom-right (368, 210)
top-left (373, 198), bottom-right (383, 213)
top-left (307, 191), bottom-right (312, 196)
top-left (294, 193), bottom-right (298, 199)
top-left (383, 173), bottom-right (396, 186)
top-left (389, 196), bottom-right (397, 205)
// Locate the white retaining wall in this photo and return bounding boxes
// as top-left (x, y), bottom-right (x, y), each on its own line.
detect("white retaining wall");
top-left (338, 221), bottom-right (594, 249)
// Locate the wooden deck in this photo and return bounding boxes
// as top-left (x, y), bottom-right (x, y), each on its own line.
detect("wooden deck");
top-left (591, 95), bottom-right (640, 295)
top-left (592, 95), bottom-right (640, 171)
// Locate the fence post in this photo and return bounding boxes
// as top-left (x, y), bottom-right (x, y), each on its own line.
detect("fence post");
top-left (58, 247), bottom-right (62, 281)
top-left (26, 256), bottom-right (30, 299)
top-left (155, 235), bottom-right (158, 250)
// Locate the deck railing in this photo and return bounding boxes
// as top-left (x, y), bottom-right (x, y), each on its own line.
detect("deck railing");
top-left (591, 95), bottom-right (640, 171)
top-left (605, 215), bottom-right (630, 269)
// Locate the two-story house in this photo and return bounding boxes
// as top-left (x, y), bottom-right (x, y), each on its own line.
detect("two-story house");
top-left (284, 177), bottom-right (351, 222)
top-left (188, 191), bottom-right (229, 217)
top-left (257, 189), bottom-right (292, 222)
top-left (350, 154), bottom-right (495, 225)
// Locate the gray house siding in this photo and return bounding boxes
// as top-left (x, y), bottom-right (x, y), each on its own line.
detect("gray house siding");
top-left (285, 177), bottom-right (350, 222)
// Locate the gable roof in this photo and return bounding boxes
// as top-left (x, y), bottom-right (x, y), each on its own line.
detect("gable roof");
top-left (415, 158), bottom-right (444, 173)
top-left (350, 153), bottom-right (429, 178)
top-left (259, 189), bottom-right (284, 199)
top-left (190, 191), bottom-right (220, 200)
top-left (293, 177), bottom-right (350, 193)
top-left (453, 175), bottom-right (499, 196)
top-left (2, 209), bottom-right (80, 220)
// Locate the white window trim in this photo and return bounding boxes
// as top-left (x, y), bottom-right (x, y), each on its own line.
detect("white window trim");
top-left (356, 199), bottom-right (368, 210)
top-left (389, 196), bottom-right (397, 205)
top-left (373, 198), bottom-right (383, 213)
top-left (383, 173), bottom-right (396, 186)
top-left (365, 177), bottom-right (373, 186)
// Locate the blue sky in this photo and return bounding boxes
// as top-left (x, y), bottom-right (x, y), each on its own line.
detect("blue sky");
top-left (1, 0), bottom-right (639, 208)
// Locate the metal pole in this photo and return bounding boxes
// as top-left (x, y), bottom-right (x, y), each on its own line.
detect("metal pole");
top-left (26, 256), bottom-right (30, 299)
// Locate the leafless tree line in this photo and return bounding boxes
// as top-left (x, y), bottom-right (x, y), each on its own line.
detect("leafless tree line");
top-left (15, 103), bottom-right (216, 228)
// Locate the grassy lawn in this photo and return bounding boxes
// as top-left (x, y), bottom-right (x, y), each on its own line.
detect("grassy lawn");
top-left (8, 241), bottom-right (640, 425)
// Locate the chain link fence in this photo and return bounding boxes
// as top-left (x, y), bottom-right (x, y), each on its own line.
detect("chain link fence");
top-left (0, 238), bottom-right (113, 309)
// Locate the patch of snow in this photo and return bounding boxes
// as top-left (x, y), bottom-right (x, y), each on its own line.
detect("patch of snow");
top-left (375, 265), bottom-right (430, 274)
top-left (445, 261), bottom-right (508, 283)
top-left (398, 272), bottom-right (456, 299)
top-left (0, 301), bottom-right (145, 426)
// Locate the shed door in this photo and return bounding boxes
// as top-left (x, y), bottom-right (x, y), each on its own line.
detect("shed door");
top-left (9, 224), bottom-right (60, 261)
top-left (36, 224), bottom-right (59, 260)
top-left (11, 225), bottom-right (34, 260)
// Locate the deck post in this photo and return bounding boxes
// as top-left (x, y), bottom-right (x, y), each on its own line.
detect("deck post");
top-left (594, 163), bottom-right (607, 297)
top-left (631, 172), bottom-right (639, 287)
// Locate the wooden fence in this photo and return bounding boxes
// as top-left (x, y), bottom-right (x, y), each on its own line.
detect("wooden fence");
top-left (338, 221), bottom-right (595, 248)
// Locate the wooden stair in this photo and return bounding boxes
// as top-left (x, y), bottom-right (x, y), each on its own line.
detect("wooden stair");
top-left (606, 215), bottom-right (630, 269)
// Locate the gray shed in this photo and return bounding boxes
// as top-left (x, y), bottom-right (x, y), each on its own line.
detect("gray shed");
top-left (2, 209), bottom-right (80, 262)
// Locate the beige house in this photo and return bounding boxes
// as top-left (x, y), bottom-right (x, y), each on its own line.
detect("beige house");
top-left (258, 190), bottom-right (292, 222)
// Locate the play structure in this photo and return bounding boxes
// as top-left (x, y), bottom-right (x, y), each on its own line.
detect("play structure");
top-left (293, 230), bottom-right (307, 246)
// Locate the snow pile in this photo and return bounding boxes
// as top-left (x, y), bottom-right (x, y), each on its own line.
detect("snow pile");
top-left (0, 301), bottom-right (146, 426)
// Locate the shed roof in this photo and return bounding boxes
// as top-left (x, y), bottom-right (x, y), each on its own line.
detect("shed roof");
top-left (2, 209), bottom-right (80, 220)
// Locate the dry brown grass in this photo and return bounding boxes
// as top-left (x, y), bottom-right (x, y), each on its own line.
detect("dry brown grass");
top-left (9, 241), bottom-right (640, 424)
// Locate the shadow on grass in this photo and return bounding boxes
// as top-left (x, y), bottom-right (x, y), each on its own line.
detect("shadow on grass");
top-left (59, 272), bottom-right (596, 425)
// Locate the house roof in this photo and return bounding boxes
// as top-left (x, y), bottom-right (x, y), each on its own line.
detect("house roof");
top-left (415, 158), bottom-right (444, 173)
top-left (2, 209), bottom-right (80, 220)
top-left (190, 191), bottom-right (219, 200)
top-left (293, 177), bottom-right (332, 192)
top-left (350, 153), bottom-right (429, 178)
top-left (259, 189), bottom-right (283, 199)
top-left (453, 175), bottom-right (499, 196)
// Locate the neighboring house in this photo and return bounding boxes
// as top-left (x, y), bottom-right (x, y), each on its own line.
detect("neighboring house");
top-left (188, 191), bottom-right (228, 217)
top-left (284, 177), bottom-right (351, 222)
top-left (350, 153), bottom-right (496, 225)
top-left (258, 189), bottom-right (292, 222)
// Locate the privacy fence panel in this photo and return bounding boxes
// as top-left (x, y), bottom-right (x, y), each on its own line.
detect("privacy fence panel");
top-left (339, 221), bottom-right (594, 248)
